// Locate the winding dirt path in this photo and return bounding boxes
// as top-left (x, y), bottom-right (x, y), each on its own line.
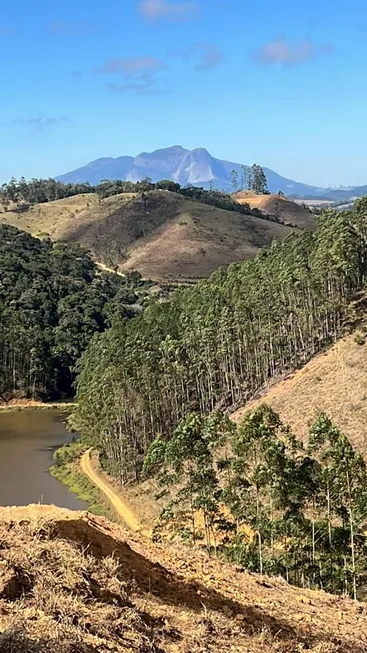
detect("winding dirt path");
top-left (80, 449), bottom-right (150, 537)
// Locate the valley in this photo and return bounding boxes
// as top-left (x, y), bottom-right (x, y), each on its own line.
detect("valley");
top-left (1, 172), bottom-right (367, 651)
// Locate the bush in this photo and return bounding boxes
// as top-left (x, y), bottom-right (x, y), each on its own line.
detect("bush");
top-left (53, 439), bottom-right (84, 467)
top-left (354, 331), bottom-right (366, 346)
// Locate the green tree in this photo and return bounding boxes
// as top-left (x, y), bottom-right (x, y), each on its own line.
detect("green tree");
top-left (249, 164), bottom-right (269, 195)
top-left (309, 415), bottom-right (367, 599)
top-left (146, 412), bottom-right (232, 550)
top-left (230, 169), bottom-right (238, 192)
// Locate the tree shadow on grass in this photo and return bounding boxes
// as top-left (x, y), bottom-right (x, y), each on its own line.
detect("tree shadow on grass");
top-left (52, 516), bottom-right (364, 653)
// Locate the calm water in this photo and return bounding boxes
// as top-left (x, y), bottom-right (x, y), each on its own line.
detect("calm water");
top-left (0, 410), bottom-right (88, 510)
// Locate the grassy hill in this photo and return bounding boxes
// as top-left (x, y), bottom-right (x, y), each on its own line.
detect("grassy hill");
top-left (0, 191), bottom-right (300, 281)
top-left (235, 191), bottom-right (315, 229)
top-left (1, 505), bottom-right (366, 653)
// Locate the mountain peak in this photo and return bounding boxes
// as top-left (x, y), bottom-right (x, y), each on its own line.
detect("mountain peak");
top-left (190, 147), bottom-right (211, 156)
top-left (55, 145), bottom-right (361, 199)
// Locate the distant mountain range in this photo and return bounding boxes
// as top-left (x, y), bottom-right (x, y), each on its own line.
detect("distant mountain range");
top-left (56, 146), bottom-right (367, 201)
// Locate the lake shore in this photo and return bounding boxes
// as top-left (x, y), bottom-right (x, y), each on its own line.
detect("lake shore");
top-left (0, 400), bottom-right (77, 412)
top-left (51, 441), bottom-right (117, 522)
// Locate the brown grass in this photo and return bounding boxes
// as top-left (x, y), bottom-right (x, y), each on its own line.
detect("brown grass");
top-left (232, 319), bottom-right (367, 456)
top-left (0, 399), bottom-right (76, 412)
top-left (0, 505), bottom-right (366, 652)
top-left (235, 192), bottom-right (315, 229)
top-left (0, 193), bottom-right (135, 241)
top-left (0, 191), bottom-right (295, 281)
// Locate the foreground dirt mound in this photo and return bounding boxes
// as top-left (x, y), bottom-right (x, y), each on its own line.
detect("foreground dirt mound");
top-left (235, 192), bottom-right (315, 229)
top-left (0, 506), bottom-right (366, 652)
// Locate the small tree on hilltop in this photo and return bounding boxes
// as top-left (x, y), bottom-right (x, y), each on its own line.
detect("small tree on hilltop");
top-left (230, 169), bottom-right (238, 192)
top-left (240, 165), bottom-right (249, 191)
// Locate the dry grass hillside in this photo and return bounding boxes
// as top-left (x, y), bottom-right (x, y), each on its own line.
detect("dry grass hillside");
top-left (0, 193), bottom-right (135, 241)
top-left (1, 505), bottom-right (367, 653)
top-left (0, 191), bottom-right (295, 281)
top-left (235, 192), bottom-right (315, 229)
top-left (232, 302), bottom-right (367, 455)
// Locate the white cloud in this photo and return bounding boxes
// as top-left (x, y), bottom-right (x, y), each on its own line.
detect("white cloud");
top-left (6, 116), bottom-right (69, 131)
top-left (194, 43), bottom-right (224, 70)
top-left (139, 0), bottom-right (198, 21)
top-left (96, 56), bottom-right (165, 76)
top-left (252, 39), bottom-right (333, 66)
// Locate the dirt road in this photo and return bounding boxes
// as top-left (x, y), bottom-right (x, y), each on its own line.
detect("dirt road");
top-left (96, 262), bottom-right (125, 277)
top-left (80, 449), bottom-right (150, 536)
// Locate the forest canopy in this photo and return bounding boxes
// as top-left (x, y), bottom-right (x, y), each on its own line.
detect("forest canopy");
top-left (0, 225), bottom-right (150, 401)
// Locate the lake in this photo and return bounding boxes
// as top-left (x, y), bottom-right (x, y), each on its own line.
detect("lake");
top-left (0, 409), bottom-right (88, 510)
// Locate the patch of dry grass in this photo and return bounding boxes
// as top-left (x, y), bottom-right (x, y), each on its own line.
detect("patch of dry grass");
top-left (235, 192), bottom-right (315, 229)
top-left (232, 329), bottom-right (367, 456)
top-left (0, 506), bottom-right (366, 652)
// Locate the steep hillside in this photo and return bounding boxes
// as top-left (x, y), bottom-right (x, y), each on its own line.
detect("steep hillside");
top-left (1, 190), bottom-right (295, 281)
top-left (1, 505), bottom-right (366, 653)
top-left (235, 191), bottom-right (315, 229)
top-left (233, 315), bottom-right (367, 456)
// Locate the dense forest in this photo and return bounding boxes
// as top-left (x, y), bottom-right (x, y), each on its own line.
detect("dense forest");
top-left (144, 405), bottom-right (367, 600)
top-left (0, 225), bottom-right (151, 401)
top-left (73, 199), bottom-right (367, 483)
top-left (0, 175), bottom-right (275, 222)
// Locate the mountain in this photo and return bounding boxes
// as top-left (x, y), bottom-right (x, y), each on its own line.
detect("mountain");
top-left (1, 190), bottom-right (307, 281)
top-left (56, 145), bottom-right (331, 197)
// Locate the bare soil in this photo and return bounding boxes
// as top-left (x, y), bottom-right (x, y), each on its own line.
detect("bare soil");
top-left (235, 192), bottom-right (315, 229)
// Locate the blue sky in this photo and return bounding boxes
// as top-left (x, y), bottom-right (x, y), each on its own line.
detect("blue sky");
top-left (1, 0), bottom-right (367, 186)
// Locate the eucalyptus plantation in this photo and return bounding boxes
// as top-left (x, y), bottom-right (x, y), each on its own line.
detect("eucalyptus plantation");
top-left (145, 405), bottom-right (367, 599)
top-left (75, 203), bottom-right (367, 480)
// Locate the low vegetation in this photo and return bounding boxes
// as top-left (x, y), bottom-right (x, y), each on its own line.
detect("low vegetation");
top-left (50, 441), bottom-right (116, 520)
top-left (0, 506), bottom-right (366, 652)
